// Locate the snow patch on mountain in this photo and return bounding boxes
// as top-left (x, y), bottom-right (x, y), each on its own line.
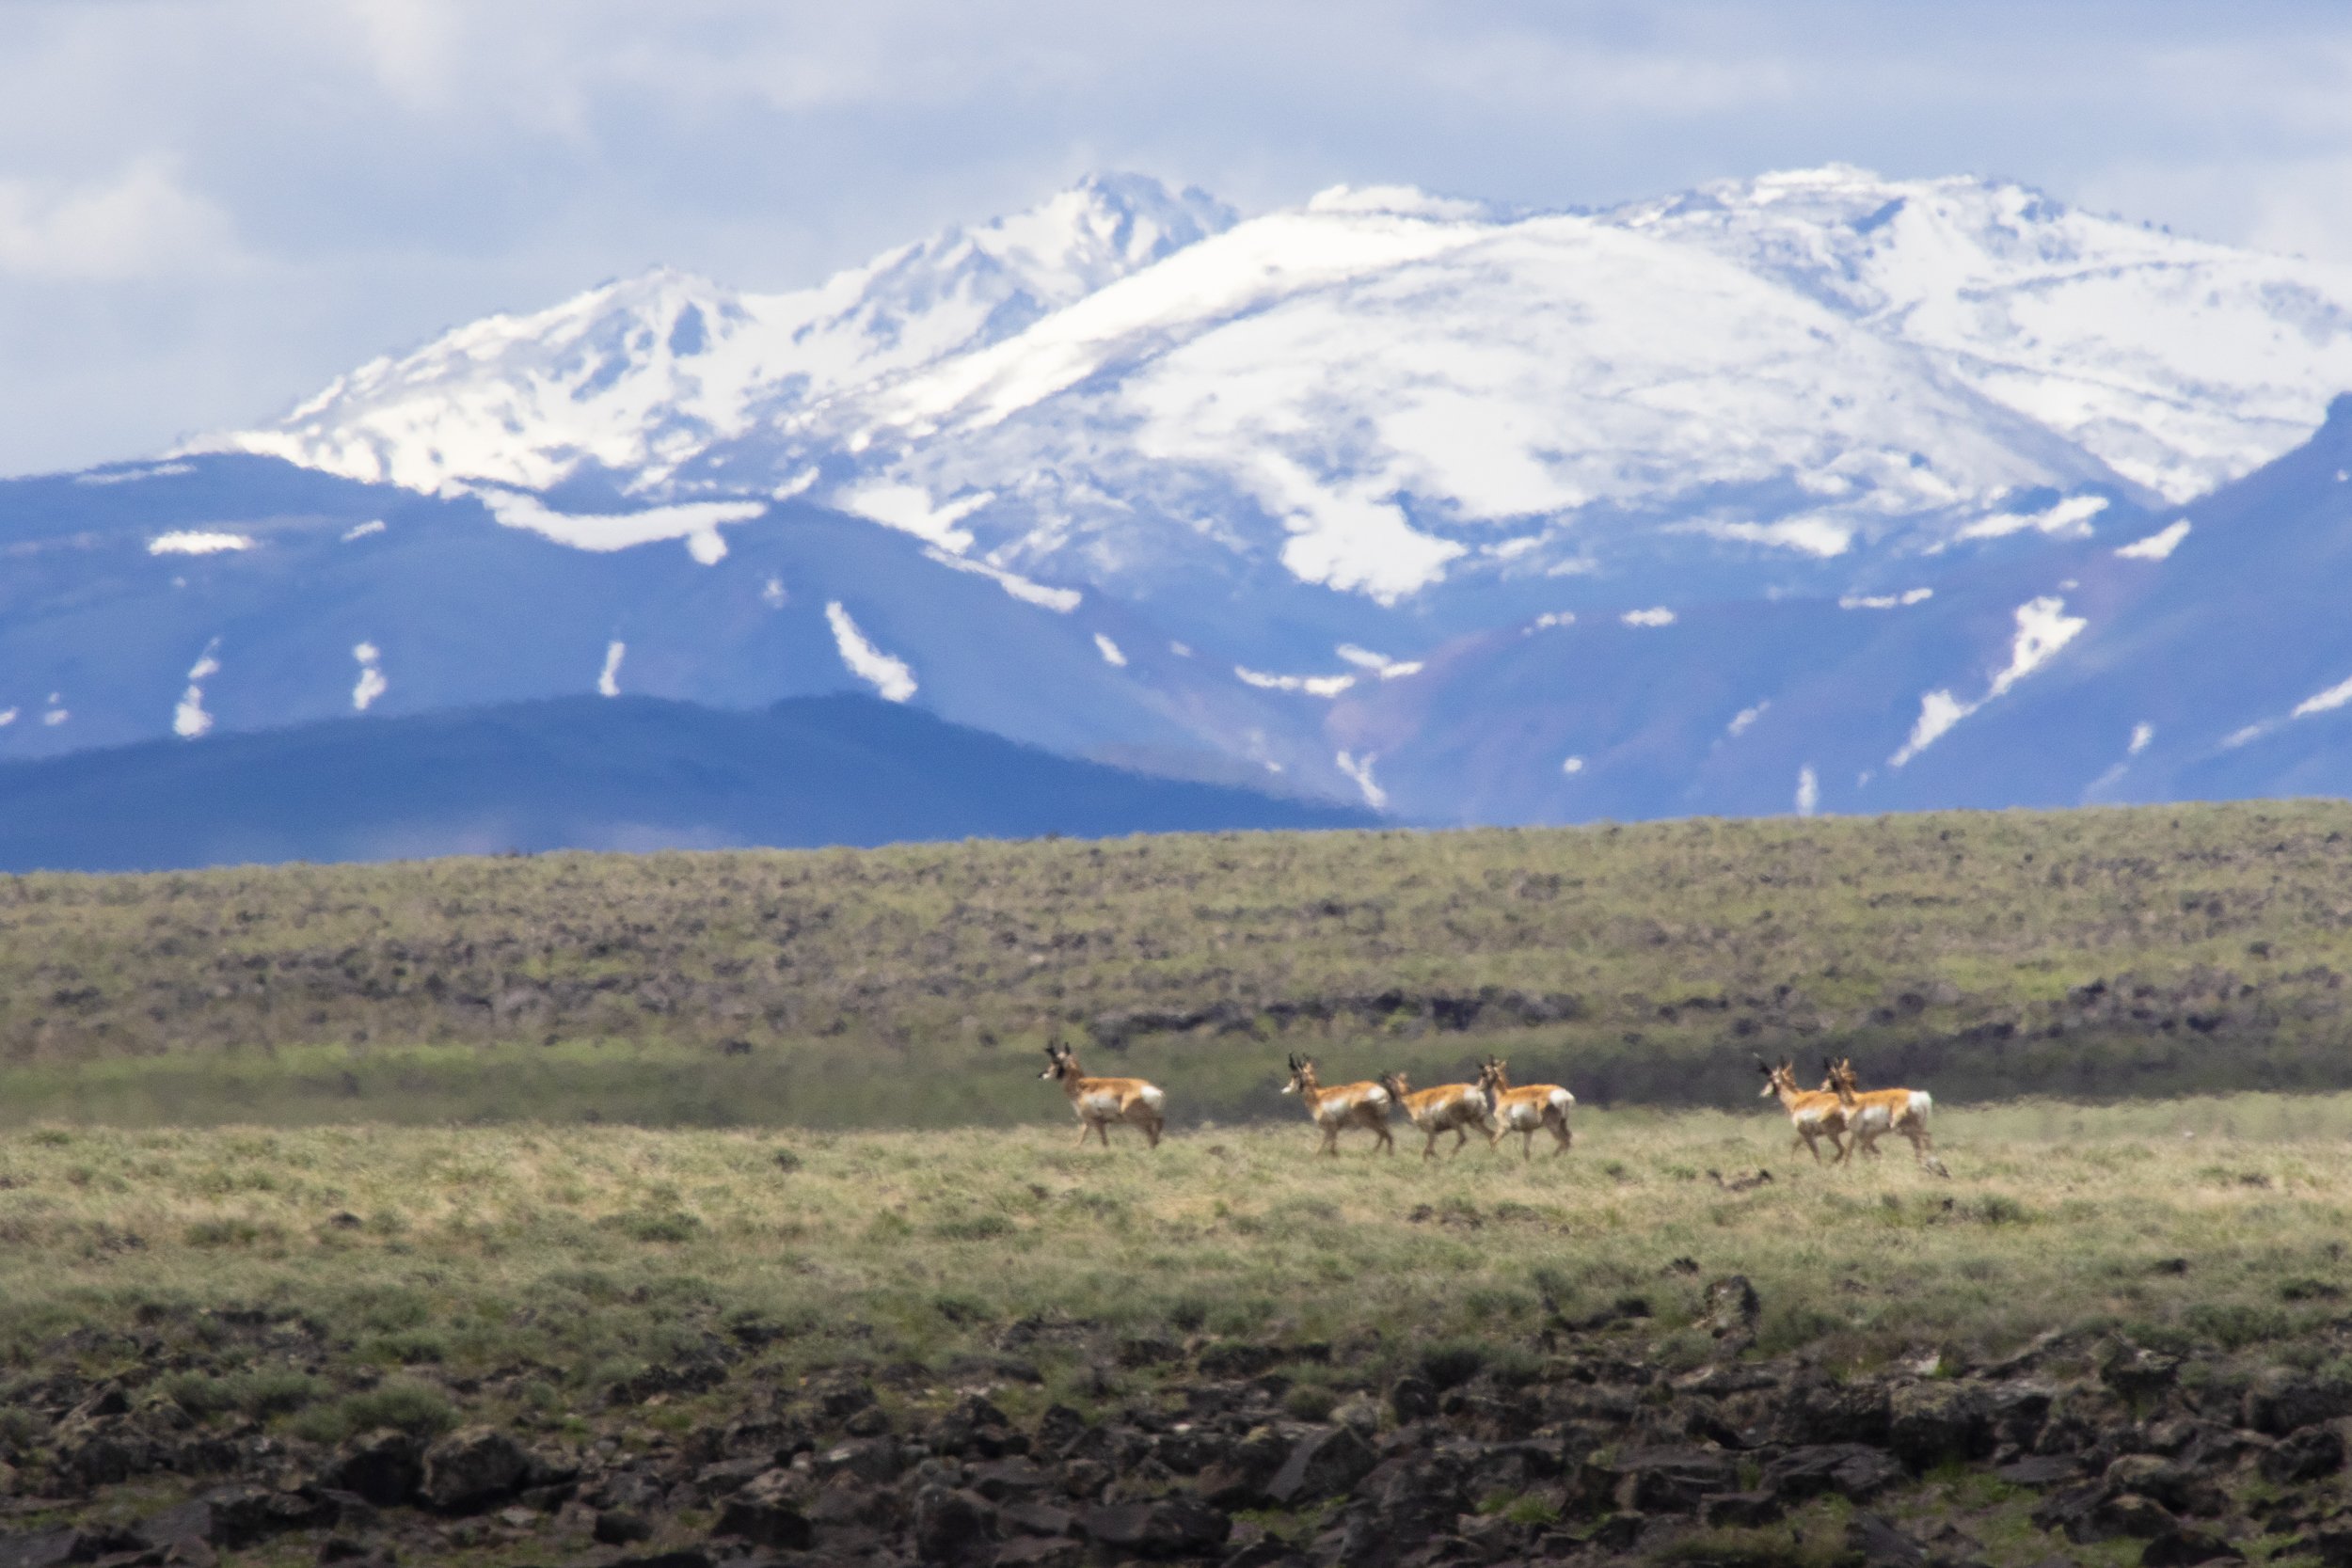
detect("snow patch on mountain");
top-left (473, 488), bottom-right (764, 562)
top-left (351, 643), bottom-right (387, 712)
top-left (1892, 594), bottom-right (2088, 767)
top-left (826, 603), bottom-right (916, 703)
top-left (2116, 519), bottom-right (2192, 561)
top-left (150, 531), bottom-right (253, 555)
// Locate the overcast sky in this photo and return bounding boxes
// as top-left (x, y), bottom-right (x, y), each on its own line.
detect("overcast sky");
top-left (3, 0), bottom-right (2350, 476)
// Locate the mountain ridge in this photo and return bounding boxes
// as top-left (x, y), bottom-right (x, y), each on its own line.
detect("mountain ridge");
top-left (6, 166), bottom-right (2351, 832)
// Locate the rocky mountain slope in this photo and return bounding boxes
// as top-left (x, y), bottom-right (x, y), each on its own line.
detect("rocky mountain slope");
top-left (7, 166), bottom-right (2352, 827)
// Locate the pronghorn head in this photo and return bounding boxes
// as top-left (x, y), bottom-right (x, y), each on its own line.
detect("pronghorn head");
top-left (1041, 1039), bottom-right (1075, 1083)
top-left (1474, 1055), bottom-right (1503, 1094)
top-left (1757, 1056), bottom-right (1797, 1098)
top-left (1281, 1054), bottom-right (1317, 1095)
top-left (1827, 1055), bottom-right (1862, 1101)
top-left (1377, 1069), bottom-right (1410, 1101)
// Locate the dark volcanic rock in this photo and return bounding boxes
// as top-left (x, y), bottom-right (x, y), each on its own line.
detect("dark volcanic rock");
top-left (594, 1509), bottom-right (656, 1544)
top-left (1761, 1443), bottom-right (1904, 1503)
top-left (2263, 1425), bottom-right (2347, 1484)
top-left (913, 1484), bottom-right (995, 1565)
top-left (1263, 1424), bottom-right (1375, 1507)
top-left (1080, 1496), bottom-right (1231, 1560)
top-left (2105, 1454), bottom-right (2227, 1517)
top-left (320, 1429), bottom-right (424, 1507)
top-left (1848, 1512), bottom-right (1927, 1567)
top-left (2142, 1525), bottom-right (2247, 1566)
top-left (1780, 1377), bottom-right (1893, 1446)
top-left (714, 1469), bottom-right (813, 1549)
top-left (2245, 1370), bottom-right (2352, 1435)
top-left (1888, 1382), bottom-right (1993, 1468)
top-left (420, 1426), bottom-right (533, 1513)
top-left (1592, 1445), bottom-right (1738, 1513)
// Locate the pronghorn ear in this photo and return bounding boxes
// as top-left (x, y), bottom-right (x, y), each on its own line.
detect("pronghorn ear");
top-left (1756, 1058), bottom-right (1772, 1075)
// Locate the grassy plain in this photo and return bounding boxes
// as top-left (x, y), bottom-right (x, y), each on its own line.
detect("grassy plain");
top-left (7, 1094), bottom-right (2352, 1432)
top-left (5, 800), bottom-right (2352, 1126)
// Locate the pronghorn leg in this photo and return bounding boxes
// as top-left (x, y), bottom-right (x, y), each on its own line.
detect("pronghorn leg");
top-left (1549, 1117), bottom-right (1572, 1156)
top-left (1449, 1127), bottom-right (1468, 1159)
top-left (1142, 1116), bottom-right (1163, 1149)
top-left (1376, 1122), bottom-right (1395, 1156)
top-left (1076, 1121), bottom-right (1094, 1148)
top-left (1797, 1130), bottom-right (1822, 1163)
top-left (1520, 1129), bottom-right (1534, 1161)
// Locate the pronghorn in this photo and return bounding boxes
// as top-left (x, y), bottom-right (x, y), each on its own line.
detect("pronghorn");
top-left (1825, 1056), bottom-right (1947, 1176)
top-left (1039, 1039), bottom-right (1166, 1148)
top-left (1756, 1056), bottom-right (1848, 1164)
top-left (1281, 1055), bottom-right (1395, 1156)
top-left (1475, 1056), bottom-right (1575, 1160)
top-left (1377, 1069), bottom-right (1494, 1161)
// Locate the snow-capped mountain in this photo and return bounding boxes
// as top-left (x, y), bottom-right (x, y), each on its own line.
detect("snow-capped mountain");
top-left (9, 166), bottom-right (2352, 842)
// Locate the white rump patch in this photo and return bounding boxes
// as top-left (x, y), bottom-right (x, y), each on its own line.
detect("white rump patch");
top-left (921, 546), bottom-right (1080, 610)
top-left (1891, 595), bottom-right (2087, 766)
top-left (173, 639), bottom-right (222, 738)
top-left (1620, 607), bottom-right (1677, 627)
top-left (2115, 519), bottom-right (2190, 561)
top-left (596, 641), bottom-right (626, 698)
top-left (826, 602), bottom-right (916, 702)
top-left (473, 487), bottom-right (763, 563)
top-left (351, 642), bottom-right (387, 711)
top-left (1335, 751), bottom-right (1387, 811)
top-left (835, 483), bottom-right (993, 552)
top-left (1093, 633), bottom-right (1128, 667)
top-left (342, 519), bottom-right (387, 542)
top-left (149, 531), bottom-right (254, 555)
top-left (1795, 766), bottom-right (1820, 817)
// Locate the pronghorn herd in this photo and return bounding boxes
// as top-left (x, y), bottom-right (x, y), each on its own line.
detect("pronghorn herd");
top-left (1756, 1054), bottom-right (1948, 1177)
top-left (1041, 1040), bottom-right (1947, 1174)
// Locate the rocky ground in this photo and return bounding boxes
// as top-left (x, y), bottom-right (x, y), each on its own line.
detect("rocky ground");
top-left (6, 1284), bottom-right (2352, 1568)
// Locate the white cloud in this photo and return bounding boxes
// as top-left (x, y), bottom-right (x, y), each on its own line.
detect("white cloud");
top-left (1561, 754), bottom-right (1584, 775)
top-left (0, 157), bottom-right (241, 281)
top-left (1093, 632), bottom-right (1127, 667)
top-left (596, 640), bottom-right (626, 697)
top-left (1795, 765), bottom-right (1819, 816)
top-left (1620, 607), bottom-right (1677, 627)
top-left (174, 639), bottom-right (221, 737)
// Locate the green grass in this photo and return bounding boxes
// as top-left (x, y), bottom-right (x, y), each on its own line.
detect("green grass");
top-left (1, 1097), bottom-right (2351, 1415)
top-left (8, 800), bottom-right (2352, 1126)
